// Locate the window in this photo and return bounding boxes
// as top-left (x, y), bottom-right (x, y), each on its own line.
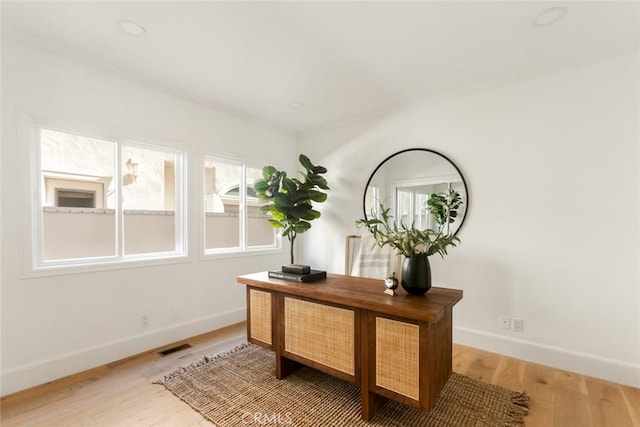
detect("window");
top-left (56, 189), bottom-right (96, 208)
top-left (396, 188), bottom-right (431, 230)
top-left (36, 127), bottom-right (185, 267)
top-left (204, 156), bottom-right (277, 253)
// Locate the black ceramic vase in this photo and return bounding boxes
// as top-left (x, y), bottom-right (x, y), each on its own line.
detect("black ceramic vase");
top-left (401, 253), bottom-right (432, 296)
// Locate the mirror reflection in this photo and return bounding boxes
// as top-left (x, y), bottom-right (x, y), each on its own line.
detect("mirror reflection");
top-left (363, 148), bottom-right (468, 235)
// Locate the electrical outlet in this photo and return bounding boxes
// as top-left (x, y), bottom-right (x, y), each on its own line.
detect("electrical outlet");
top-left (500, 315), bottom-right (511, 330)
top-left (512, 318), bottom-right (524, 333)
top-left (140, 314), bottom-right (149, 329)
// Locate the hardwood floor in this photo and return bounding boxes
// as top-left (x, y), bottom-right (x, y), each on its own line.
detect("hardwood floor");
top-left (1, 322), bottom-right (638, 426)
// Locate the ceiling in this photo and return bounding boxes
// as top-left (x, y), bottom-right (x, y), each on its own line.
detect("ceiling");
top-left (2, 1), bottom-right (639, 133)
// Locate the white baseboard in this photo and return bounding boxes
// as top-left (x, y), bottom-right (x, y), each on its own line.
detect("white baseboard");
top-left (454, 325), bottom-right (640, 388)
top-left (0, 307), bottom-right (246, 397)
top-left (4, 316), bottom-right (637, 397)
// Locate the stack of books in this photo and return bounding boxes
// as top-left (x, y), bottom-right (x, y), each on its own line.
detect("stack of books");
top-left (268, 264), bottom-right (327, 283)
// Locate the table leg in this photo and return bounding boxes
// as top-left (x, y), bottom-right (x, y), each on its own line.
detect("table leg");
top-left (276, 355), bottom-right (302, 379)
top-left (360, 311), bottom-right (387, 420)
top-left (361, 390), bottom-right (386, 421)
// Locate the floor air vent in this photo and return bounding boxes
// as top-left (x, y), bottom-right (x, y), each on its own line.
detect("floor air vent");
top-left (159, 343), bottom-right (192, 356)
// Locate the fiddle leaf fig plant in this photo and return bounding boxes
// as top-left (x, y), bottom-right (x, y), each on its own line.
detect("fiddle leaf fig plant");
top-left (356, 187), bottom-right (463, 258)
top-left (254, 154), bottom-right (329, 264)
top-left (426, 187), bottom-right (463, 235)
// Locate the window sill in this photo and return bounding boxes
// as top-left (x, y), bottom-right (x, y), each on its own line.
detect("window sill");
top-left (200, 246), bottom-right (283, 262)
top-left (23, 254), bottom-right (192, 279)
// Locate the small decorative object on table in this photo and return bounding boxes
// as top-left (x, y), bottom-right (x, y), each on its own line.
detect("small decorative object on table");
top-left (383, 272), bottom-right (399, 296)
top-left (281, 264), bottom-right (311, 275)
top-left (268, 268), bottom-right (327, 283)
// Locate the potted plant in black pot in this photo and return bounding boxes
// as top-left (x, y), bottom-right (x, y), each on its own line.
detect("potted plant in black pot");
top-left (356, 187), bottom-right (463, 295)
top-left (254, 154), bottom-right (329, 265)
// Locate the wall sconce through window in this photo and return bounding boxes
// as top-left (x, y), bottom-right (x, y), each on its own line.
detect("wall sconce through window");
top-left (123, 158), bottom-right (139, 185)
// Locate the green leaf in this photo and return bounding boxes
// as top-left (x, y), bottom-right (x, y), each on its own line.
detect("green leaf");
top-left (312, 176), bottom-right (329, 190)
top-left (277, 195), bottom-right (295, 209)
top-left (253, 179), bottom-right (269, 194)
top-left (293, 221), bottom-right (311, 233)
top-left (302, 209), bottom-right (321, 221)
top-left (282, 177), bottom-right (297, 194)
top-left (312, 165), bottom-right (327, 174)
top-left (288, 204), bottom-right (313, 219)
top-left (262, 166), bottom-right (277, 180)
top-left (299, 154), bottom-right (313, 171)
top-left (268, 219), bottom-right (284, 229)
top-left (288, 190), bottom-right (310, 205)
top-left (271, 210), bottom-right (285, 221)
top-left (308, 190), bottom-right (327, 203)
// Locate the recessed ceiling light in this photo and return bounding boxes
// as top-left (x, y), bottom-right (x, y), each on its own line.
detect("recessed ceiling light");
top-left (534, 7), bottom-right (567, 27)
top-left (288, 101), bottom-right (304, 109)
top-left (117, 20), bottom-right (147, 37)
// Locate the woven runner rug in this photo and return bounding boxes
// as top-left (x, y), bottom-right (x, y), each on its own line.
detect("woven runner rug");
top-left (155, 343), bottom-right (529, 426)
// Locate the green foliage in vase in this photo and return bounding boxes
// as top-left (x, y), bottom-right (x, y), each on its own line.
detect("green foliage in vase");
top-left (253, 154), bottom-right (329, 264)
top-left (356, 187), bottom-right (463, 258)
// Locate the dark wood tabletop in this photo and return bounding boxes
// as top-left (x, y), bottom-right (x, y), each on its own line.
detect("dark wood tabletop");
top-left (237, 271), bottom-right (463, 323)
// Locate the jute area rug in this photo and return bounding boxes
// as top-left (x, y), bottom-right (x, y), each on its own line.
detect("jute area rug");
top-left (155, 343), bottom-right (529, 426)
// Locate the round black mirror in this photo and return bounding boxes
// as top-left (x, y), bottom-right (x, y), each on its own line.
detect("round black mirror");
top-left (363, 148), bottom-right (469, 236)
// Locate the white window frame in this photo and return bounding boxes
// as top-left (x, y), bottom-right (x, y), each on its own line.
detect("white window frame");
top-left (202, 154), bottom-right (280, 257)
top-left (27, 114), bottom-right (188, 274)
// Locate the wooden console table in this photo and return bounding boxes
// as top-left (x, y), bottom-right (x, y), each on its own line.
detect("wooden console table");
top-left (236, 272), bottom-right (463, 421)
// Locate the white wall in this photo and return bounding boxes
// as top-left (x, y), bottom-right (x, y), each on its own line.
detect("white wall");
top-left (298, 50), bottom-right (640, 387)
top-left (1, 39), bottom-right (295, 395)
